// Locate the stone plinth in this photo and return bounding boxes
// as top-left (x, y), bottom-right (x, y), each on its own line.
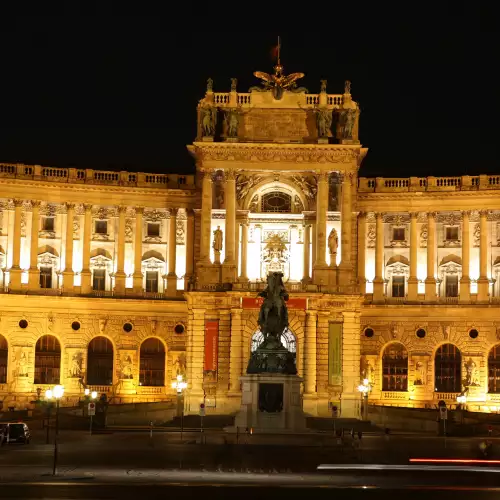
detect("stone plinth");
top-left (229, 373), bottom-right (306, 433)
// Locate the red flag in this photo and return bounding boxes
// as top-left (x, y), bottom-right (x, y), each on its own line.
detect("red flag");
top-left (270, 44), bottom-right (279, 60)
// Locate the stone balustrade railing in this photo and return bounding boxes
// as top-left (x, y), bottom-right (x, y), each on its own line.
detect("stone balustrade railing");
top-left (359, 174), bottom-right (500, 193)
top-left (212, 92), bottom-right (344, 109)
top-left (0, 163), bottom-right (195, 189)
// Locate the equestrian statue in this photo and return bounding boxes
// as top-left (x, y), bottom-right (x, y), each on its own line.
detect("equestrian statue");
top-left (247, 272), bottom-right (297, 375)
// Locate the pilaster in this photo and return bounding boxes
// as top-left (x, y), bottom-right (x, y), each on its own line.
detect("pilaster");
top-left (407, 212), bottom-right (419, 301)
top-left (133, 207), bottom-right (144, 292)
top-left (341, 310), bottom-right (361, 418)
top-left (373, 212), bottom-right (385, 302)
top-left (62, 202), bottom-right (75, 291)
top-left (424, 212), bottom-right (437, 301)
top-left (459, 210), bottom-right (471, 302)
top-left (357, 212), bottom-right (366, 294)
top-left (477, 209), bottom-right (489, 301)
top-left (28, 201), bottom-right (41, 291)
top-left (167, 208), bottom-right (178, 296)
top-left (114, 205), bottom-right (127, 293)
top-left (80, 204), bottom-right (93, 294)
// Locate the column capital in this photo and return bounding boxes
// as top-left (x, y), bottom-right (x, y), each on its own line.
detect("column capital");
top-left (65, 202), bottom-right (75, 211)
top-left (12, 198), bottom-right (24, 208)
top-left (461, 210), bottom-right (471, 218)
top-left (358, 211), bottom-right (367, 219)
top-left (83, 203), bottom-right (93, 212)
top-left (306, 310), bottom-right (318, 318)
top-left (375, 212), bottom-right (385, 220)
top-left (316, 171), bottom-right (329, 183)
top-left (225, 169), bottom-right (237, 181)
top-left (135, 206), bottom-right (144, 215)
top-left (427, 211), bottom-right (437, 219)
top-left (169, 207), bottom-right (179, 217)
top-left (117, 205), bottom-right (127, 214)
top-left (202, 169), bottom-right (214, 180)
top-left (479, 209), bottom-right (489, 218)
top-left (30, 200), bottom-right (42, 209)
top-left (409, 211), bottom-right (419, 219)
top-left (185, 208), bottom-right (195, 218)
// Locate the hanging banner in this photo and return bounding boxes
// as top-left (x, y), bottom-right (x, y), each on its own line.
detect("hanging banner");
top-left (204, 320), bottom-right (219, 376)
top-left (242, 297), bottom-right (307, 310)
top-left (329, 323), bottom-right (343, 386)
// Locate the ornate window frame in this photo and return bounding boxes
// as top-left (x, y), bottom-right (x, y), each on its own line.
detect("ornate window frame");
top-left (385, 258), bottom-right (409, 298)
top-left (93, 218), bottom-right (110, 241)
top-left (142, 257), bottom-right (165, 293)
top-left (90, 254), bottom-right (113, 291)
top-left (38, 251), bottom-right (59, 289)
top-left (438, 256), bottom-right (462, 297)
top-left (389, 224), bottom-right (408, 248)
top-left (443, 224), bottom-right (461, 248)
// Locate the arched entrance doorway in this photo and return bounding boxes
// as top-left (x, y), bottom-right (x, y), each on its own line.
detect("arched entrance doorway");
top-left (34, 335), bottom-right (61, 384)
top-left (251, 328), bottom-right (296, 364)
top-left (435, 343), bottom-right (461, 393)
top-left (87, 337), bottom-right (113, 386)
top-left (139, 338), bottom-right (165, 386)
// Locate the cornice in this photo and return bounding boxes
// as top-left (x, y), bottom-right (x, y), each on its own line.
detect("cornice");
top-left (190, 142), bottom-right (363, 166)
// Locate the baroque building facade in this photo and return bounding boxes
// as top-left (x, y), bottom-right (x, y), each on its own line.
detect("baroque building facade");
top-left (1, 68), bottom-right (500, 416)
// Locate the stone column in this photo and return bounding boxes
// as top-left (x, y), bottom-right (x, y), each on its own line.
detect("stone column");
top-left (424, 212), bottom-right (437, 300)
top-left (459, 210), bottom-right (471, 302)
top-left (302, 223), bottom-right (311, 283)
top-left (132, 207), bottom-right (144, 292)
top-left (114, 205), bottom-right (127, 293)
top-left (304, 310), bottom-right (317, 395)
top-left (373, 212), bottom-right (385, 302)
top-left (478, 210), bottom-right (489, 301)
top-left (167, 208), bottom-right (178, 296)
top-left (341, 310), bottom-right (362, 418)
top-left (80, 204), bottom-right (92, 294)
top-left (184, 209), bottom-right (195, 290)
top-left (200, 171), bottom-right (213, 264)
top-left (313, 172), bottom-right (329, 287)
top-left (62, 202), bottom-right (75, 291)
top-left (311, 222), bottom-right (317, 270)
top-left (239, 222), bottom-right (249, 281)
top-left (9, 199), bottom-right (24, 290)
top-left (28, 201), bottom-right (41, 290)
top-left (357, 212), bottom-right (366, 294)
top-left (229, 309), bottom-right (243, 393)
top-left (340, 173), bottom-right (353, 269)
top-left (222, 169), bottom-right (237, 283)
top-left (407, 212), bottom-right (419, 301)
top-left (186, 308), bottom-right (205, 410)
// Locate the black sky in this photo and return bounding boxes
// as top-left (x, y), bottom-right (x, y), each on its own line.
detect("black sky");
top-left (0, 12), bottom-right (496, 178)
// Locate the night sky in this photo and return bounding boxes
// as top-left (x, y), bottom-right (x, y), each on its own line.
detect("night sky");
top-left (0, 13), bottom-right (496, 178)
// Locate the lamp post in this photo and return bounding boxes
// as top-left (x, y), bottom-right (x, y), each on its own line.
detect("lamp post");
top-left (172, 374), bottom-right (187, 441)
top-left (357, 378), bottom-right (372, 421)
top-left (89, 391), bottom-right (97, 435)
top-left (456, 394), bottom-right (467, 425)
top-left (45, 385), bottom-right (64, 476)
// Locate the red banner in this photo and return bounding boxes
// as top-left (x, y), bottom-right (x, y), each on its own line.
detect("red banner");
top-left (204, 320), bottom-right (219, 373)
top-left (241, 297), bottom-right (307, 310)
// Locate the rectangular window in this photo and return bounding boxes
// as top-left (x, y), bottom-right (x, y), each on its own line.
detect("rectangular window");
top-left (392, 276), bottom-right (405, 297)
top-left (147, 223), bottom-right (160, 237)
top-left (39, 267), bottom-right (52, 289)
top-left (392, 227), bottom-right (405, 241)
top-left (445, 226), bottom-right (459, 241)
top-left (92, 269), bottom-right (106, 291)
top-left (445, 275), bottom-right (458, 297)
top-left (41, 217), bottom-right (55, 231)
top-left (145, 271), bottom-right (158, 293)
top-left (95, 220), bottom-right (107, 234)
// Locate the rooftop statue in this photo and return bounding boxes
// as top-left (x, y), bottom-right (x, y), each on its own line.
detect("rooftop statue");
top-left (251, 38), bottom-right (306, 100)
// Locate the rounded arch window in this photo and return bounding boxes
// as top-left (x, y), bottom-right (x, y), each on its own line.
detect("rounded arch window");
top-left (34, 335), bottom-right (61, 385)
top-left (0, 334), bottom-right (8, 384)
top-left (87, 336), bottom-right (114, 386)
top-left (416, 328), bottom-right (426, 339)
top-left (364, 327), bottom-right (374, 338)
top-left (140, 338), bottom-right (165, 387)
top-left (488, 345), bottom-right (500, 394)
top-left (382, 343), bottom-right (408, 391)
top-left (469, 329), bottom-right (479, 339)
top-left (435, 343), bottom-right (461, 393)
top-left (261, 192), bottom-right (292, 213)
top-left (251, 328), bottom-right (296, 354)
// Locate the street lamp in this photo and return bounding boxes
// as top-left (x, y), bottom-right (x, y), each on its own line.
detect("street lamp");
top-left (357, 378), bottom-right (372, 421)
top-left (45, 385), bottom-right (64, 476)
top-left (172, 374), bottom-right (187, 441)
top-left (88, 391), bottom-right (98, 435)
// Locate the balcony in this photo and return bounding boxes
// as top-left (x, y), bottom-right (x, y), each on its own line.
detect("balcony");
top-left (0, 163), bottom-right (195, 190)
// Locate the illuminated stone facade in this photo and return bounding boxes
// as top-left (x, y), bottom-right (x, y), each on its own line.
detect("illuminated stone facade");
top-left (1, 71), bottom-right (500, 416)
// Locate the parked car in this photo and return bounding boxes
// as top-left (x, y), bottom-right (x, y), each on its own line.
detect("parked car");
top-left (0, 423), bottom-right (31, 445)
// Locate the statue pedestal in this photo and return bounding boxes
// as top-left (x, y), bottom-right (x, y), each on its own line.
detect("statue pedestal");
top-left (227, 374), bottom-right (307, 433)
top-left (317, 138), bottom-right (328, 144)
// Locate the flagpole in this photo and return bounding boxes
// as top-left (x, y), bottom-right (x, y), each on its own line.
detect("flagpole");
top-left (277, 36), bottom-right (281, 65)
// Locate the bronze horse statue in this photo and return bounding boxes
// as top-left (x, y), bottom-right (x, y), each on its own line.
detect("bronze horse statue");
top-left (257, 272), bottom-right (289, 341)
